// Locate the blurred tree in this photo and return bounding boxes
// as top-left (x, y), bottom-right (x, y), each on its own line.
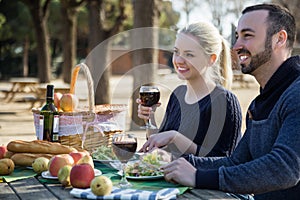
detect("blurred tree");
top-left (85, 0), bottom-right (127, 104)
top-left (130, 0), bottom-right (160, 129)
top-left (183, 0), bottom-right (199, 25)
top-left (19, 0), bottom-right (51, 83)
top-left (0, 0), bottom-right (34, 78)
top-left (158, 0), bottom-right (180, 47)
top-left (48, 1), bottom-right (63, 73)
top-left (59, 0), bottom-right (85, 84)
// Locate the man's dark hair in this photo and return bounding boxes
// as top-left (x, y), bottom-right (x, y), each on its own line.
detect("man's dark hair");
top-left (242, 3), bottom-right (296, 50)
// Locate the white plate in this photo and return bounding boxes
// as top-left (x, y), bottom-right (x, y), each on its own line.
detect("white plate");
top-left (126, 175), bottom-right (164, 180)
top-left (41, 169), bottom-right (102, 179)
top-left (41, 171), bottom-right (58, 179)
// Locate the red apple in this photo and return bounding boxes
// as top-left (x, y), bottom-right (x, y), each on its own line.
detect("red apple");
top-left (54, 92), bottom-right (63, 110)
top-left (69, 152), bottom-right (86, 164)
top-left (0, 145), bottom-right (7, 159)
top-left (49, 154), bottom-right (74, 177)
top-left (70, 163), bottom-right (95, 188)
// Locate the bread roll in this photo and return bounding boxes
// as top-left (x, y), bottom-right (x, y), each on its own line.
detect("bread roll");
top-left (7, 140), bottom-right (77, 154)
top-left (11, 153), bottom-right (53, 166)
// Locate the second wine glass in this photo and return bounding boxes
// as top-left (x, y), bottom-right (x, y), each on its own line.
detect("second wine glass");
top-left (112, 132), bottom-right (137, 188)
top-left (139, 85), bottom-right (160, 129)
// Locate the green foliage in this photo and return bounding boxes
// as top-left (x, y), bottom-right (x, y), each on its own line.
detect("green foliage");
top-left (0, 0), bottom-right (37, 78)
top-left (0, 0), bottom-right (180, 78)
top-left (48, 1), bottom-right (64, 40)
top-left (0, 0), bottom-right (33, 41)
top-left (159, 0), bottom-right (180, 28)
top-left (0, 13), bottom-right (5, 29)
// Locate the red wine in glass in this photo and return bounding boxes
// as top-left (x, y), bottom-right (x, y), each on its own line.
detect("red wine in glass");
top-left (112, 141), bottom-right (137, 163)
top-left (139, 86), bottom-right (160, 129)
top-left (112, 133), bottom-right (137, 188)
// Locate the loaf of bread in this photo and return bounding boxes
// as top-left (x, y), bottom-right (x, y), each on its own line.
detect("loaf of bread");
top-left (11, 153), bottom-right (54, 166)
top-left (7, 140), bottom-right (77, 154)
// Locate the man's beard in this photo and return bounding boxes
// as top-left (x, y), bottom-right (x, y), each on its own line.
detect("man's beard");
top-left (241, 37), bottom-right (272, 74)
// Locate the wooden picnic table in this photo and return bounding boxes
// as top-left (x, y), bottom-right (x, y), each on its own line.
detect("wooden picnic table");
top-left (1, 78), bottom-right (70, 108)
top-left (0, 176), bottom-right (237, 200)
top-left (2, 77), bottom-right (40, 102)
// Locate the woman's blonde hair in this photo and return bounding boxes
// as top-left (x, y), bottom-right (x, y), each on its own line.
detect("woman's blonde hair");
top-left (179, 22), bottom-right (233, 89)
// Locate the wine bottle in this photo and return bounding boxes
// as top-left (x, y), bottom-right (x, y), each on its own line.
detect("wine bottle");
top-left (39, 85), bottom-right (59, 142)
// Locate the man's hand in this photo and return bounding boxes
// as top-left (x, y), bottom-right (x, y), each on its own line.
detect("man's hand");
top-left (161, 157), bottom-right (196, 187)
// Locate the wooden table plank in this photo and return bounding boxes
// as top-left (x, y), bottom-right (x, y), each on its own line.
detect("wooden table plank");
top-left (0, 182), bottom-right (19, 200)
top-left (44, 183), bottom-right (84, 200)
top-left (178, 188), bottom-right (236, 199)
top-left (9, 177), bottom-right (57, 200)
top-left (1, 176), bottom-right (239, 200)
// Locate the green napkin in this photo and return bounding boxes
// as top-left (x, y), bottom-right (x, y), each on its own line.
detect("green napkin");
top-left (1, 166), bottom-right (37, 183)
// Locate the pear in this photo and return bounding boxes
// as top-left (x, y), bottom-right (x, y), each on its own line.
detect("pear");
top-left (77, 155), bottom-right (94, 169)
top-left (32, 157), bottom-right (49, 174)
top-left (90, 176), bottom-right (113, 196)
top-left (0, 158), bottom-right (15, 175)
top-left (58, 165), bottom-right (72, 186)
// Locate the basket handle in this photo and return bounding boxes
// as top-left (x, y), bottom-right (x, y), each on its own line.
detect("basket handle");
top-left (70, 63), bottom-right (95, 112)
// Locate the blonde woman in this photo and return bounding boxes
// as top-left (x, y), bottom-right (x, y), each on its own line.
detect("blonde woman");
top-left (138, 22), bottom-right (242, 157)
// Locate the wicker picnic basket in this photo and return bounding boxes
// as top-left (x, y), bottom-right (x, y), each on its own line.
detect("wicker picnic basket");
top-left (32, 63), bottom-right (127, 152)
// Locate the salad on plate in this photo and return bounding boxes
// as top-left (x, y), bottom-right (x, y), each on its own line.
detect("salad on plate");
top-left (125, 149), bottom-right (171, 178)
top-left (92, 146), bottom-right (118, 161)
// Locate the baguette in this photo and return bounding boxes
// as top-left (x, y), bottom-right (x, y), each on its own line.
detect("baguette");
top-left (11, 153), bottom-right (54, 166)
top-left (7, 140), bottom-right (77, 154)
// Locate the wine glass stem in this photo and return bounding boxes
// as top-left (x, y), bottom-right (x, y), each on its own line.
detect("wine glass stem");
top-left (147, 111), bottom-right (154, 126)
top-left (121, 163), bottom-right (127, 182)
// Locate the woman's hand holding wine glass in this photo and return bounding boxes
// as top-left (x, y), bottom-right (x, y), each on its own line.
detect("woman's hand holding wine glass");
top-left (138, 86), bottom-right (160, 130)
top-left (112, 132), bottom-right (137, 188)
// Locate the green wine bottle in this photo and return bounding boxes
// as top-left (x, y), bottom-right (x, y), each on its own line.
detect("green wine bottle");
top-left (39, 85), bottom-right (59, 142)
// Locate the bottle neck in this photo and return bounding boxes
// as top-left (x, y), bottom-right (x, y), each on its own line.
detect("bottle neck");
top-left (46, 97), bottom-right (54, 103)
top-left (46, 85), bottom-right (54, 104)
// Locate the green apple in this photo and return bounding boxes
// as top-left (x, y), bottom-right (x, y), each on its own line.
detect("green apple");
top-left (90, 176), bottom-right (113, 196)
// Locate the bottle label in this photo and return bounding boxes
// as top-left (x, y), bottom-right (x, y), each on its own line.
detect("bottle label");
top-left (52, 115), bottom-right (59, 142)
top-left (39, 115), bottom-right (44, 140)
top-left (53, 115), bottom-right (59, 133)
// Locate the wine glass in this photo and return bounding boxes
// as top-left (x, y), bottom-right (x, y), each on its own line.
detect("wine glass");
top-left (139, 85), bottom-right (160, 129)
top-left (112, 132), bottom-right (137, 188)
